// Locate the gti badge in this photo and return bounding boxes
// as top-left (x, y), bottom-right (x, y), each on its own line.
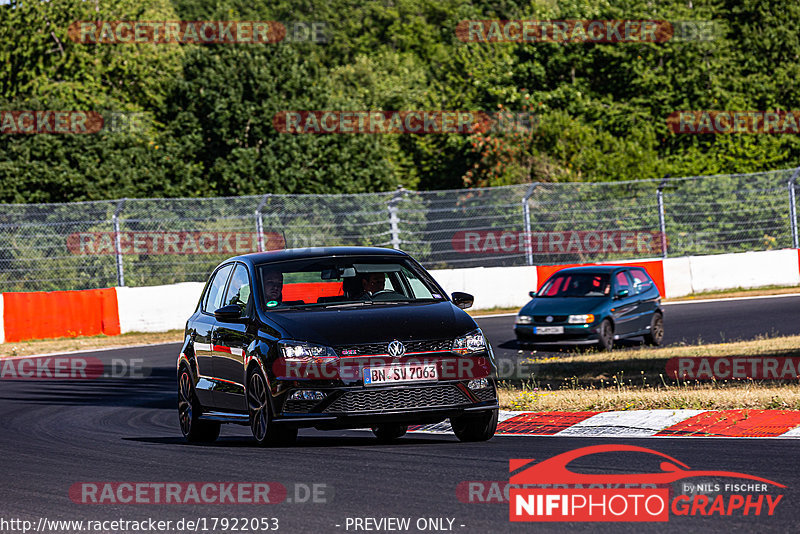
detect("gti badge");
top-left (387, 340), bottom-right (406, 358)
top-left (546, 316), bottom-right (553, 323)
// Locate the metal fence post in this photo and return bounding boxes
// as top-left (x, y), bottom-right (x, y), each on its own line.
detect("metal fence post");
top-left (255, 194), bottom-right (271, 251)
top-left (657, 176), bottom-right (669, 258)
top-left (112, 199), bottom-right (126, 287)
top-left (388, 187), bottom-right (405, 250)
top-left (522, 183), bottom-right (539, 265)
top-left (789, 167), bottom-right (800, 249)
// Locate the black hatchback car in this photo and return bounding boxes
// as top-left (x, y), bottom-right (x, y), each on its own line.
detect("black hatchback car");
top-left (177, 247), bottom-right (499, 445)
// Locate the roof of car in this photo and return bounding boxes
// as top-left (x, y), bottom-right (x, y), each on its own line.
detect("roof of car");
top-left (552, 265), bottom-right (634, 274)
top-left (230, 246), bottom-right (409, 266)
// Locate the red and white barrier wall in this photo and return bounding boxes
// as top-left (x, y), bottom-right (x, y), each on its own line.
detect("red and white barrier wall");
top-left (115, 282), bottom-right (204, 334)
top-left (1, 249), bottom-right (799, 343)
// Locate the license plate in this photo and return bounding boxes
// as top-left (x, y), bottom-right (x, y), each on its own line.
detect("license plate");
top-left (363, 364), bottom-right (438, 386)
top-left (534, 326), bottom-right (564, 334)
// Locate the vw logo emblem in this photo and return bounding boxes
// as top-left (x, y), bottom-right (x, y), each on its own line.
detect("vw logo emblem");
top-left (546, 316), bottom-right (553, 323)
top-left (387, 340), bottom-right (406, 358)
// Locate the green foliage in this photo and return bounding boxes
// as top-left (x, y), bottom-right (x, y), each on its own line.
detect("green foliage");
top-left (2, 0), bottom-right (800, 202)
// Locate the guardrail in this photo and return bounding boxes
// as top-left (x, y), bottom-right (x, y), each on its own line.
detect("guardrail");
top-left (1, 249), bottom-right (798, 343)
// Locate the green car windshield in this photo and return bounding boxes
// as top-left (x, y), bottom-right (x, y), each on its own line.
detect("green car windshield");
top-left (538, 273), bottom-right (611, 298)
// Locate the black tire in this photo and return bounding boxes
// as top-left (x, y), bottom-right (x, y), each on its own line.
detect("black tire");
top-left (371, 424), bottom-right (408, 442)
top-left (597, 319), bottom-right (614, 351)
top-left (178, 368), bottom-right (220, 443)
top-left (644, 312), bottom-right (664, 346)
top-left (247, 369), bottom-right (297, 447)
top-left (451, 408), bottom-right (498, 442)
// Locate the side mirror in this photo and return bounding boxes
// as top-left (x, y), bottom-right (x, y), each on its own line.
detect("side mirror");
top-left (451, 292), bottom-right (474, 309)
top-left (615, 289), bottom-right (630, 300)
top-left (214, 304), bottom-right (243, 322)
top-left (529, 291), bottom-right (537, 298)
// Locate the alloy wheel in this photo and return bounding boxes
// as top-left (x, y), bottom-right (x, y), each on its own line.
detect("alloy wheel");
top-left (248, 372), bottom-right (269, 442)
top-left (178, 371), bottom-right (193, 436)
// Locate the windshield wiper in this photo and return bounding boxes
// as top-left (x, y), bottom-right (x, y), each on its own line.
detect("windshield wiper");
top-left (318, 301), bottom-right (374, 309)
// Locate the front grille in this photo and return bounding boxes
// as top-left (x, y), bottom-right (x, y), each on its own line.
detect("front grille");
top-left (472, 387), bottom-right (497, 402)
top-left (323, 385), bottom-right (469, 413)
top-left (336, 339), bottom-right (451, 356)
top-left (533, 315), bottom-right (568, 324)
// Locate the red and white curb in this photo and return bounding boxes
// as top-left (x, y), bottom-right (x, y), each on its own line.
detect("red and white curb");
top-left (409, 409), bottom-right (800, 438)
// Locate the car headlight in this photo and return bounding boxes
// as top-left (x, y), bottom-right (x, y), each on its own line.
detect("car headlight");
top-left (279, 341), bottom-right (337, 360)
top-left (516, 315), bottom-right (532, 325)
top-left (452, 329), bottom-right (487, 355)
top-left (567, 314), bottom-right (595, 324)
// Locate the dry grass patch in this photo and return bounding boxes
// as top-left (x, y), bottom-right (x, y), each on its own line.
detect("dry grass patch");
top-left (499, 334), bottom-right (800, 411)
top-left (522, 334), bottom-right (800, 384)
top-left (0, 330), bottom-right (183, 358)
top-left (498, 383), bottom-right (800, 411)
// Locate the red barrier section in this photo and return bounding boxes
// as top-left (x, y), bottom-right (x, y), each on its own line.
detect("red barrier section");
top-left (655, 410), bottom-right (800, 437)
top-left (281, 282), bottom-right (343, 303)
top-left (3, 288), bottom-right (120, 342)
top-left (536, 260), bottom-right (666, 297)
top-left (497, 412), bottom-right (600, 435)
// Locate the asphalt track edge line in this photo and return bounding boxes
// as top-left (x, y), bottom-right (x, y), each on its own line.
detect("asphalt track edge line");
top-left (0, 341), bottom-right (181, 361)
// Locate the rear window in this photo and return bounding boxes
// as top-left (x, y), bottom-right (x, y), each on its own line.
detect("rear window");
top-left (539, 272), bottom-right (610, 297)
top-left (256, 257), bottom-right (443, 310)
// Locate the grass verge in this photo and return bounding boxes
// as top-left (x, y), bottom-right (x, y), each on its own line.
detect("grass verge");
top-left (498, 334), bottom-right (800, 411)
top-left (0, 330), bottom-right (183, 358)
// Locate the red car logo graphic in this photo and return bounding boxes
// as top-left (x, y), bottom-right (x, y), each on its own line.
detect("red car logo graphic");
top-left (510, 444), bottom-right (785, 487)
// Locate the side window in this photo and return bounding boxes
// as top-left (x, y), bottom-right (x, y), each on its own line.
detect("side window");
top-left (203, 264), bottom-right (233, 313)
top-left (629, 269), bottom-right (652, 295)
top-left (224, 264), bottom-right (252, 315)
top-left (614, 271), bottom-right (632, 294)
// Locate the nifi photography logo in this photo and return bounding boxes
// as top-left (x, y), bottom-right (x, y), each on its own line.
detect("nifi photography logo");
top-left (508, 445), bottom-right (785, 522)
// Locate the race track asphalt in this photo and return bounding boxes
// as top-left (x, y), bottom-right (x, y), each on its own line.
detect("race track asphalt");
top-left (1, 295), bottom-right (799, 533)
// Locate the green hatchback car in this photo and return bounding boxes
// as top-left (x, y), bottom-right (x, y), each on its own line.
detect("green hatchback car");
top-left (514, 265), bottom-right (663, 350)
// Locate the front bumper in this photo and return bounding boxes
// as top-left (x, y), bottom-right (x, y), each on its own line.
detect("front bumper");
top-left (274, 380), bottom-right (498, 429)
top-left (514, 323), bottom-right (601, 343)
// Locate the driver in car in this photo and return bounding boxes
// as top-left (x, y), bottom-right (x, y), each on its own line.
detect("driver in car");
top-left (355, 272), bottom-right (385, 299)
top-left (262, 269), bottom-right (284, 306)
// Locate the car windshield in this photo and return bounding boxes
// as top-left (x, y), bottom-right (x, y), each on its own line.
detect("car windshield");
top-left (256, 257), bottom-right (445, 310)
top-left (538, 272), bottom-right (611, 298)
